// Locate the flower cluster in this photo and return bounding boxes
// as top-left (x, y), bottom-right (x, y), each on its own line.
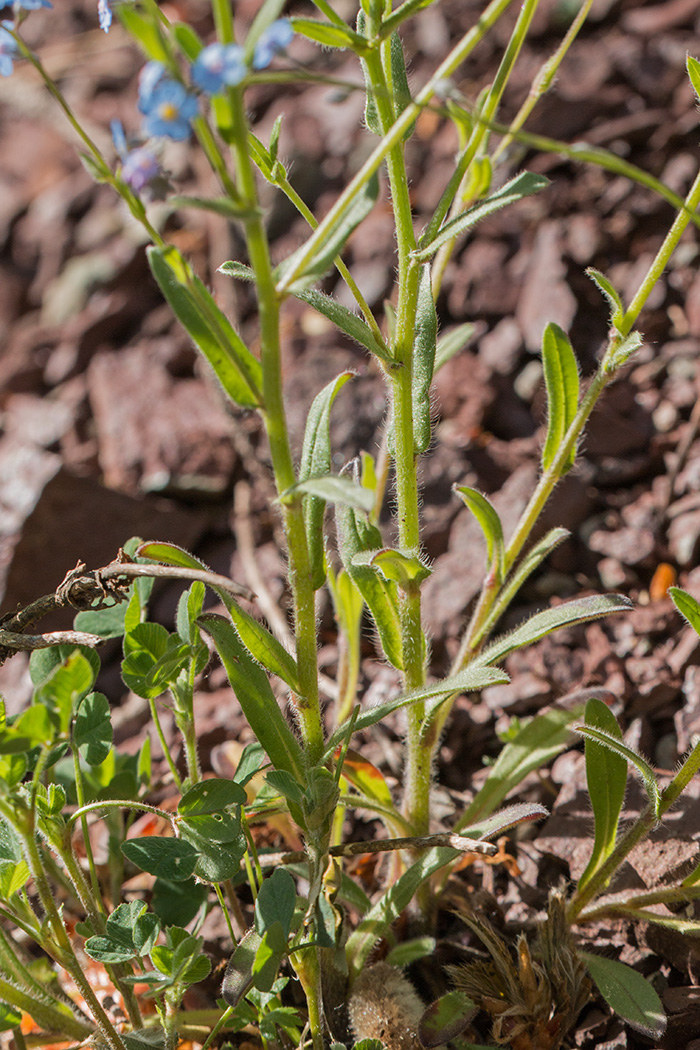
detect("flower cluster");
top-left (138, 62), bottom-right (199, 141)
top-left (0, 21), bottom-right (17, 75)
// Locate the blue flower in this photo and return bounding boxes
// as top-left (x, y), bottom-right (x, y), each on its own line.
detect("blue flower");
top-left (139, 77), bottom-right (198, 141)
top-left (98, 0), bottom-right (112, 32)
top-left (0, 21), bottom-right (18, 76)
top-left (138, 61), bottom-right (168, 107)
top-left (192, 42), bottom-right (246, 96)
top-left (0, 0), bottom-right (52, 10)
top-left (111, 119), bottom-right (164, 195)
top-left (252, 19), bottom-right (293, 70)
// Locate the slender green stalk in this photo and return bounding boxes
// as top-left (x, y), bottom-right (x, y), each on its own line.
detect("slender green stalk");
top-left (277, 0), bottom-right (515, 294)
top-left (149, 696), bottom-right (184, 791)
top-left (200, 1005), bottom-right (235, 1050)
top-left (430, 0), bottom-right (540, 294)
top-left (577, 883), bottom-right (700, 923)
top-left (0, 975), bottom-right (92, 1043)
top-left (226, 82), bottom-right (324, 765)
top-left (68, 799), bottom-right (175, 830)
top-left (12, 810), bottom-right (129, 1050)
top-left (621, 167), bottom-right (700, 336)
top-left (492, 0), bottom-right (594, 164)
top-left (0, 926), bottom-right (91, 1032)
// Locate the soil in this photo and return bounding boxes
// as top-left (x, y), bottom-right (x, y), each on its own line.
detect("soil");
top-left (1, 0), bottom-right (700, 1047)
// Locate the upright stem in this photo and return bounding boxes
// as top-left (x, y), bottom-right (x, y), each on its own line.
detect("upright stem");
top-left (227, 85), bottom-right (324, 766)
top-left (363, 43), bottom-right (428, 833)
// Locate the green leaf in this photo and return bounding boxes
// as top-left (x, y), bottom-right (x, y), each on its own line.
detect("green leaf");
top-left (177, 820), bottom-right (245, 883)
top-left (578, 698), bottom-right (627, 893)
top-left (148, 245), bottom-right (263, 409)
top-left (290, 16), bottom-right (366, 49)
top-left (582, 952), bottom-right (666, 1039)
top-left (221, 260), bottom-right (391, 360)
top-left (418, 990), bottom-right (477, 1048)
top-left (669, 586), bottom-right (700, 637)
top-left (85, 903), bottom-right (161, 964)
top-left (435, 322), bottom-right (475, 372)
top-left (586, 268), bottom-right (624, 331)
top-left (176, 581), bottom-right (205, 647)
top-left (540, 322), bottom-right (579, 472)
top-left (178, 778), bottom-right (247, 814)
top-left (346, 847), bottom-right (460, 975)
top-left (413, 172), bottom-right (549, 262)
top-left (168, 195), bottom-right (259, 220)
top-left (458, 706), bottom-right (582, 827)
top-left (255, 868), bottom-right (297, 938)
top-left (118, 4), bottom-right (169, 61)
top-left (234, 741), bottom-right (267, 785)
top-left (266, 768), bottom-right (305, 806)
top-left (454, 487), bottom-right (504, 583)
top-left (0, 859), bottom-right (29, 898)
top-left (603, 330), bottom-right (643, 374)
top-left (288, 475), bottom-right (376, 514)
top-left (37, 651), bottom-right (96, 733)
top-left (460, 801), bottom-right (549, 842)
top-left (74, 692), bottom-right (113, 766)
top-left (172, 21), bottom-right (204, 61)
top-left (121, 838), bottom-right (199, 882)
top-left (0, 1000), bottom-right (22, 1034)
top-left (385, 936), bottom-right (436, 968)
top-left (478, 594), bottom-right (633, 667)
top-left (352, 548), bottom-right (432, 587)
top-left (335, 500), bottom-right (403, 669)
top-left (412, 263), bottom-right (437, 453)
top-left (337, 748), bottom-right (394, 810)
top-left (328, 666), bottom-right (507, 752)
top-left (277, 174), bottom-right (380, 292)
top-left (198, 616), bottom-right (304, 781)
top-left (29, 644), bottom-right (100, 688)
top-left (574, 723), bottom-right (660, 817)
top-left (688, 54), bottom-right (700, 101)
top-left (251, 922), bottom-right (286, 992)
top-left (0, 704), bottom-right (55, 753)
top-left (74, 600), bottom-right (129, 640)
top-left (300, 371), bottom-right (355, 589)
top-left (222, 927), bottom-right (263, 1006)
top-left (151, 876), bottom-right (208, 926)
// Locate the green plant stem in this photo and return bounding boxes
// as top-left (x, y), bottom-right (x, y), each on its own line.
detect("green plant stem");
top-left (0, 926), bottom-right (91, 1033)
top-left (148, 696), bottom-right (183, 790)
top-left (261, 162), bottom-right (387, 351)
top-left (291, 946), bottom-right (324, 1050)
top-left (68, 799), bottom-right (175, 830)
top-left (577, 883), bottom-right (700, 924)
top-left (224, 81), bottom-right (324, 767)
top-left (277, 0), bottom-right (515, 295)
top-left (430, 0), bottom-right (540, 295)
top-left (199, 1005), bottom-right (235, 1050)
top-left (71, 746), bottom-right (103, 914)
top-left (621, 166), bottom-right (700, 336)
top-left (0, 975), bottom-right (92, 1043)
top-left (362, 41), bottom-right (429, 834)
top-left (567, 803), bottom-right (657, 923)
top-left (660, 737), bottom-right (700, 812)
top-left (492, 0), bottom-right (594, 164)
top-left (14, 811), bottom-right (128, 1050)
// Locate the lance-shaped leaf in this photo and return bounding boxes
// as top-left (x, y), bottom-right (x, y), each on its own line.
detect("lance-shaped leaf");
top-left (419, 991), bottom-right (478, 1049)
top-left (477, 594), bottom-right (633, 668)
top-left (413, 171), bottom-right (549, 262)
top-left (688, 54), bottom-right (700, 100)
top-left (435, 322), bottom-right (475, 372)
top-left (540, 322), bottom-right (579, 472)
top-left (460, 801), bottom-right (549, 842)
top-left (352, 548), bottom-right (432, 588)
top-left (286, 476), bottom-right (376, 514)
top-left (669, 586), bottom-right (700, 638)
top-left (412, 263), bottom-right (437, 453)
top-left (457, 707), bottom-right (582, 827)
top-left (581, 952), bottom-right (666, 1039)
top-left (586, 268), bottom-right (624, 331)
top-left (346, 847), bottom-right (462, 976)
top-left (455, 486), bottom-right (504, 583)
top-left (220, 262), bottom-right (390, 361)
top-left (168, 195), bottom-right (260, 221)
top-left (336, 500), bottom-right (403, 669)
top-left (199, 615), bottom-right (304, 782)
top-left (277, 174), bottom-right (380, 292)
top-left (573, 723), bottom-right (660, 818)
top-left (291, 16), bottom-right (367, 50)
top-left (299, 372), bottom-right (355, 589)
top-left (578, 698), bottom-right (627, 893)
top-left (148, 246), bottom-right (262, 409)
top-left (326, 666), bottom-right (508, 753)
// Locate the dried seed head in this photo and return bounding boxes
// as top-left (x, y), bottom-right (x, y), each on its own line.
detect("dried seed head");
top-left (348, 962), bottom-right (425, 1050)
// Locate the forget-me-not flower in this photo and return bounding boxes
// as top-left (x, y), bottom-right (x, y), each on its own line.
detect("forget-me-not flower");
top-left (138, 76), bottom-right (198, 141)
top-left (111, 119), bottom-right (163, 194)
top-left (98, 0), bottom-right (112, 32)
top-left (0, 22), bottom-right (18, 76)
top-left (0, 0), bottom-right (52, 10)
top-left (192, 42), bottom-right (246, 96)
top-left (252, 19), bottom-right (293, 70)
